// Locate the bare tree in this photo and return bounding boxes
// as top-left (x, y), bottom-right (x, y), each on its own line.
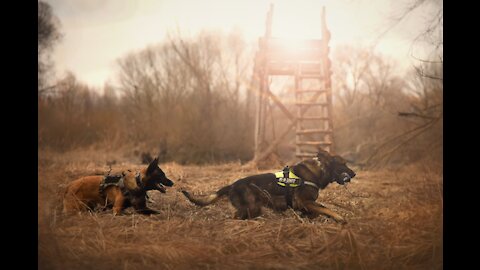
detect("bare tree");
top-left (114, 30), bottom-right (254, 162)
top-left (365, 62), bottom-right (442, 168)
top-left (332, 0), bottom-right (443, 168)
top-left (402, 62), bottom-right (442, 121)
top-left (332, 45), bottom-right (371, 108)
top-left (38, 1), bottom-right (62, 91)
top-left (332, 46), bottom-right (408, 112)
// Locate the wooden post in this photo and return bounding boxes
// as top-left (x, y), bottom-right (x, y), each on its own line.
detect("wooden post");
top-left (321, 6), bottom-right (334, 154)
top-left (254, 4), bottom-right (274, 160)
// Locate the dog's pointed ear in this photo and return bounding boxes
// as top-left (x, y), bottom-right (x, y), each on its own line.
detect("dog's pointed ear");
top-left (316, 148), bottom-right (334, 166)
top-left (333, 155), bottom-right (347, 164)
top-left (292, 162), bottom-right (318, 182)
top-left (316, 148), bottom-right (330, 158)
top-left (146, 157), bottom-right (159, 175)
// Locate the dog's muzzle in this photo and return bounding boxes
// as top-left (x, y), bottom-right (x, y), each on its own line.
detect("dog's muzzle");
top-left (336, 172), bottom-right (352, 185)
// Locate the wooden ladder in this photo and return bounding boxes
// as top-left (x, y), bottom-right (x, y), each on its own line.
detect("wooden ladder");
top-left (294, 60), bottom-right (334, 158)
top-left (295, 6), bottom-right (333, 159)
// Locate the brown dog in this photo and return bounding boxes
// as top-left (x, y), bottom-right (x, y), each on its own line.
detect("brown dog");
top-left (182, 149), bottom-right (356, 223)
top-left (63, 158), bottom-right (174, 215)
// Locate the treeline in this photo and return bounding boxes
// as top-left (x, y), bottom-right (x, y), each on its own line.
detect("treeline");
top-left (39, 31), bottom-right (255, 164)
top-left (38, 32), bottom-right (442, 167)
top-left (331, 45), bottom-right (442, 168)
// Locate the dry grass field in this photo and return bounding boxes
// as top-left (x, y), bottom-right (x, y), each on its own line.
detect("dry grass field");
top-left (38, 149), bottom-right (442, 270)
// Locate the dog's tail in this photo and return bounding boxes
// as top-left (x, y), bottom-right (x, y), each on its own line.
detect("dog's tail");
top-left (181, 185), bottom-right (231, 206)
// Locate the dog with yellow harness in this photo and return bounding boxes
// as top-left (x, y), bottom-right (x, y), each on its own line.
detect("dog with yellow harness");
top-left (182, 149), bottom-right (356, 223)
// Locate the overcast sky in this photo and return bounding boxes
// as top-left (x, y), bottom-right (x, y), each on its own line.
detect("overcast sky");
top-left (44, 0), bottom-right (441, 88)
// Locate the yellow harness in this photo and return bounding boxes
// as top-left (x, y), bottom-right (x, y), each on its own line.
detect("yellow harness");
top-left (275, 169), bottom-right (302, 187)
top-left (274, 166), bottom-right (319, 208)
top-left (274, 168), bottom-right (319, 189)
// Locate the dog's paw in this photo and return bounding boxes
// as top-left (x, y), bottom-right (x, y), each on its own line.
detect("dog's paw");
top-left (147, 198), bottom-right (156, 204)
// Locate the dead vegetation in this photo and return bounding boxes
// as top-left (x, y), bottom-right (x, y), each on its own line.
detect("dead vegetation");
top-left (39, 150), bottom-right (442, 270)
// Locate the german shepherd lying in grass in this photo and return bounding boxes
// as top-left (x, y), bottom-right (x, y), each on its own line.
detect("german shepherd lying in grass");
top-left (182, 149), bottom-right (355, 224)
top-left (63, 158), bottom-right (174, 215)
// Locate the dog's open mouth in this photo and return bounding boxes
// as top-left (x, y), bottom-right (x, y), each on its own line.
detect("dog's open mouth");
top-left (155, 183), bottom-right (167, 193)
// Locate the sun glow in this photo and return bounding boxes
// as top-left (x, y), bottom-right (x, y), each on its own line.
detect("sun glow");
top-left (269, 1), bottom-right (325, 40)
top-left (47, 0), bottom-right (431, 87)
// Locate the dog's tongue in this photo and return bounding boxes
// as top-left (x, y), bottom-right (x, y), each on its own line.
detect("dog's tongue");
top-left (156, 183), bottom-right (166, 193)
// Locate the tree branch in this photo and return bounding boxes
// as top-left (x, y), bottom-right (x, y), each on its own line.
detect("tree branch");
top-left (398, 112), bottom-right (438, 120)
top-left (364, 119), bottom-right (435, 165)
top-left (373, 117), bottom-right (440, 167)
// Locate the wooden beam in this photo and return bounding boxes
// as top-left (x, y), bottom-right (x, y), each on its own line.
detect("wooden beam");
top-left (296, 129), bottom-right (332, 135)
top-left (265, 4), bottom-right (274, 38)
top-left (266, 49), bottom-right (323, 62)
top-left (321, 6), bottom-right (334, 153)
top-left (253, 88), bottom-right (325, 163)
top-left (297, 116), bottom-right (329, 120)
top-left (253, 119), bottom-right (296, 164)
top-left (295, 102), bottom-right (328, 106)
top-left (265, 38), bottom-right (324, 50)
top-left (295, 152), bottom-right (318, 158)
top-left (296, 141), bottom-right (332, 146)
top-left (267, 63), bottom-right (323, 76)
top-left (265, 88), bottom-right (295, 121)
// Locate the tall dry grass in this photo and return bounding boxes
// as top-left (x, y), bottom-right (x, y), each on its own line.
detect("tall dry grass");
top-left (39, 149), bottom-right (442, 270)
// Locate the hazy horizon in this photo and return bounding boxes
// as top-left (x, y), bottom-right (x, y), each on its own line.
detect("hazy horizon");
top-left (44, 0), bottom-right (441, 89)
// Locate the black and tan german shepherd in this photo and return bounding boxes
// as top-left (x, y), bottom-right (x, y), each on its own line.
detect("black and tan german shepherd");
top-left (182, 149), bottom-right (356, 223)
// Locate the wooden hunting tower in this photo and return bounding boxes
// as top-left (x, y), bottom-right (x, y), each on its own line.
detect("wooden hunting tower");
top-left (252, 4), bottom-right (334, 165)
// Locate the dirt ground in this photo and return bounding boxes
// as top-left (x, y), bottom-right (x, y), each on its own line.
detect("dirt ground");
top-left (38, 150), bottom-right (442, 270)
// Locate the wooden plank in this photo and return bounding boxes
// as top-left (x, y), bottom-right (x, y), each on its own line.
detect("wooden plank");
top-left (299, 62), bottom-right (323, 70)
top-left (268, 69), bottom-right (323, 76)
top-left (267, 66), bottom-right (322, 76)
top-left (298, 74), bottom-right (324, 79)
top-left (267, 67), bottom-right (297, 76)
top-left (295, 152), bottom-right (317, 158)
top-left (297, 116), bottom-right (329, 120)
top-left (296, 141), bottom-right (332, 146)
top-left (265, 37), bottom-right (324, 49)
top-left (266, 62), bottom-right (324, 76)
top-left (295, 102), bottom-right (328, 106)
top-left (296, 129), bottom-right (332, 135)
top-left (254, 78), bottom-right (265, 155)
top-left (266, 49), bottom-right (323, 62)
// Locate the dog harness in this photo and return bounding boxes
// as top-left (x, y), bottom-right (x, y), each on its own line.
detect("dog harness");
top-left (275, 166), bottom-right (319, 208)
top-left (99, 174), bottom-right (125, 196)
top-left (275, 167), bottom-right (302, 187)
top-left (98, 171), bottom-right (143, 198)
top-left (274, 167), bottom-right (319, 189)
